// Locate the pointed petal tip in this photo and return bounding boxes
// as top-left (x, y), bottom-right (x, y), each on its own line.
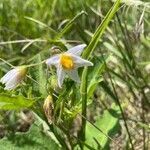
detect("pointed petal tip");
top-left (72, 55), bottom-right (93, 67)
top-left (57, 80), bottom-right (63, 88)
top-left (0, 78), bottom-right (3, 83)
top-left (46, 55), bottom-right (60, 66)
top-left (45, 59), bottom-right (52, 66)
top-left (67, 44), bottom-right (87, 56)
top-left (78, 44), bottom-right (86, 47)
top-left (45, 59), bottom-right (49, 65)
top-left (82, 44), bottom-right (87, 47)
top-left (89, 62), bottom-right (94, 66)
top-left (83, 61), bottom-right (93, 67)
top-left (58, 84), bottom-right (62, 88)
top-left (57, 66), bottom-right (65, 88)
top-left (0, 77), bottom-right (7, 84)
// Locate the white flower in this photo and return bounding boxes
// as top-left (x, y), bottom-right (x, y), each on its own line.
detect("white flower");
top-left (46, 44), bottom-right (93, 88)
top-left (0, 66), bottom-right (27, 90)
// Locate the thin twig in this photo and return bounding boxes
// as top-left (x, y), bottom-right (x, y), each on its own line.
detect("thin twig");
top-left (79, 114), bottom-right (122, 148)
top-left (0, 39), bottom-right (47, 45)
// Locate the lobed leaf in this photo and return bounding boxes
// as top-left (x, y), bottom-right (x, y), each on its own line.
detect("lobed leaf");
top-left (85, 104), bottom-right (121, 149)
top-left (0, 123), bottom-right (60, 150)
top-left (0, 94), bottom-right (35, 110)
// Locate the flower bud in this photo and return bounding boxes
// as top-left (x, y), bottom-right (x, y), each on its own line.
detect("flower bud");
top-left (0, 66), bottom-right (27, 90)
top-left (43, 95), bottom-right (54, 124)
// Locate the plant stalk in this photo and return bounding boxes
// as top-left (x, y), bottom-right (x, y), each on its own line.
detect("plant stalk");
top-left (79, 67), bottom-right (88, 149)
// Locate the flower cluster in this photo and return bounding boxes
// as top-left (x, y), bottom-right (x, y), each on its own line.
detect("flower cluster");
top-left (0, 44), bottom-right (93, 90)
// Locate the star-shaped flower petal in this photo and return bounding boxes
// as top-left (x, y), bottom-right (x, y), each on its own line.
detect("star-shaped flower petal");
top-left (46, 44), bottom-right (93, 88)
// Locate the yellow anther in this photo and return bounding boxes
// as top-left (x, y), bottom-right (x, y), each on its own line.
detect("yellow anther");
top-left (60, 54), bottom-right (74, 70)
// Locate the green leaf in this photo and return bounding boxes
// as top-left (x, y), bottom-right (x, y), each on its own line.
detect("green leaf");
top-left (82, 0), bottom-right (121, 59)
top-left (36, 54), bottom-right (47, 97)
top-left (0, 123), bottom-right (61, 150)
top-left (85, 104), bottom-right (121, 149)
top-left (87, 55), bottom-right (109, 99)
top-left (55, 11), bottom-right (87, 39)
top-left (0, 94), bottom-right (35, 110)
top-left (87, 77), bottom-right (103, 99)
top-left (24, 16), bottom-right (57, 35)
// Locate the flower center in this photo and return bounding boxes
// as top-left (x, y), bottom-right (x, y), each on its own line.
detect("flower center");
top-left (60, 54), bottom-right (74, 70)
top-left (17, 66), bottom-right (27, 77)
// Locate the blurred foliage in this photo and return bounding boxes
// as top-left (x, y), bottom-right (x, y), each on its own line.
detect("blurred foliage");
top-left (0, 0), bottom-right (150, 149)
top-left (0, 122), bottom-right (61, 150)
top-left (85, 104), bottom-right (121, 149)
top-left (0, 94), bottom-right (34, 110)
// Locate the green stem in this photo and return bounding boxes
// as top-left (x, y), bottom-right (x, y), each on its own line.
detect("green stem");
top-left (0, 57), bottom-right (45, 68)
top-left (79, 67), bottom-right (88, 148)
top-left (0, 58), bottom-right (14, 67)
top-left (25, 60), bottom-right (45, 68)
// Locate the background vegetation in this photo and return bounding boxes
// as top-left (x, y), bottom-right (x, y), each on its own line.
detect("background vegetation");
top-left (0, 0), bottom-right (150, 149)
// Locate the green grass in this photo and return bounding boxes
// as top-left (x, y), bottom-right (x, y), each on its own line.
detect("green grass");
top-left (0, 0), bottom-right (150, 150)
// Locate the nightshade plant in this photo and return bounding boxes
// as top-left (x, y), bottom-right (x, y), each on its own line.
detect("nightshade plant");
top-left (0, 0), bottom-right (125, 150)
top-left (0, 0), bottom-right (122, 149)
top-left (1, 0), bottom-right (149, 150)
top-left (0, 44), bottom-right (93, 90)
top-left (46, 44), bottom-right (93, 87)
